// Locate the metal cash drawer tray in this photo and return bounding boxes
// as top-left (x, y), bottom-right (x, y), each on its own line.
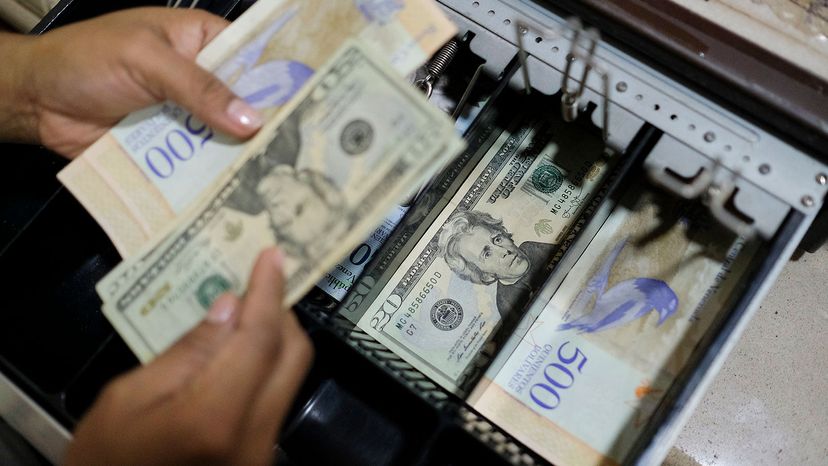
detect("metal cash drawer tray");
top-left (1, 0), bottom-right (826, 465)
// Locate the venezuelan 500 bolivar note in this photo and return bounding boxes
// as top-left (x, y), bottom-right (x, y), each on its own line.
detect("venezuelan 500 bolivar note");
top-left (469, 181), bottom-right (758, 466)
top-left (355, 105), bottom-right (615, 391)
top-left (58, 0), bottom-right (456, 256)
top-left (96, 40), bottom-right (463, 362)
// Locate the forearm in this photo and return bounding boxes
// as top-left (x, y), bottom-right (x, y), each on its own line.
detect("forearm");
top-left (0, 32), bottom-right (38, 144)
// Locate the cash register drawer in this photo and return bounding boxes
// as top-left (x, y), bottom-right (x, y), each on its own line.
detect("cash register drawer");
top-left (1, 0), bottom-right (825, 465)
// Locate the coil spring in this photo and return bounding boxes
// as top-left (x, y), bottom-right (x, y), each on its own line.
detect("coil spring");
top-left (425, 39), bottom-right (460, 80)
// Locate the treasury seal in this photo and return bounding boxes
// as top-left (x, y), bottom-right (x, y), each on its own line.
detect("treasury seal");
top-left (530, 164), bottom-right (564, 194)
top-left (195, 274), bottom-right (232, 310)
top-left (340, 119), bottom-right (374, 156)
top-left (431, 298), bottom-right (464, 331)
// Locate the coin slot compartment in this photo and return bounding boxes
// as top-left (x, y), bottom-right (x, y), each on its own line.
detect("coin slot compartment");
top-left (280, 329), bottom-right (441, 466)
top-left (420, 424), bottom-right (514, 466)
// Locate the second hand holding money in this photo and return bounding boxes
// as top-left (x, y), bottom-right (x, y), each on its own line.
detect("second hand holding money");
top-left (0, 9), bottom-right (312, 464)
top-left (0, 7), bottom-right (263, 158)
top-left (65, 248), bottom-right (313, 466)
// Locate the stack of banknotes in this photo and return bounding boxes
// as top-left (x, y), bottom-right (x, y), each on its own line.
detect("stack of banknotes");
top-left (343, 98), bottom-right (617, 390)
top-left (468, 180), bottom-right (755, 465)
top-left (61, 0), bottom-right (464, 361)
top-left (336, 88), bottom-right (757, 464)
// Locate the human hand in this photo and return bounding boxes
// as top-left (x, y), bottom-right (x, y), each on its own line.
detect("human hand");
top-left (0, 7), bottom-right (262, 158)
top-left (64, 248), bottom-right (313, 466)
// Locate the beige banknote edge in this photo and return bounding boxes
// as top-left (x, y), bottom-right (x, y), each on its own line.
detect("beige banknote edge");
top-left (373, 0), bottom-right (458, 73)
top-left (57, 154), bottom-right (151, 255)
top-left (83, 134), bottom-right (179, 243)
top-left (98, 39), bottom-right (466, 361)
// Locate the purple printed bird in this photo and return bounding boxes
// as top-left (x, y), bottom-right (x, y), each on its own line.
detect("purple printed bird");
top-left (214, 6), bottom-right (314, 109)
top-left (558, 239), bottom-right (679, 333)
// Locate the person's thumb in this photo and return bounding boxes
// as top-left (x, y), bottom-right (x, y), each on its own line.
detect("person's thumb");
top-left (133, 293), bottom-right (242, 397)
top-left (144, 47), bottom-right (263, 140)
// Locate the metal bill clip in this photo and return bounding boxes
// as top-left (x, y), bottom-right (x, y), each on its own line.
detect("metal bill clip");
top-left (514, 18), bottom-right (564, 95)
top-left (646, 162), bottom-right (715, 200)
top-left (560, 19), bottom-right (600, 123)
top-left (704, 171), bottom-right (757, 240)
top-left (647, 157), bottom-right (757, 239)
top-left (513, 16), bottom-right (611, 141)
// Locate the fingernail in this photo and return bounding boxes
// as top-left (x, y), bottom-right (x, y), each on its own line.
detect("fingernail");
top-left (206, 295), bottom-right (238, 324)
top-left (271, 248), bottom-right (284, 271)
top-left (226, 98), bottom-right (263, 129)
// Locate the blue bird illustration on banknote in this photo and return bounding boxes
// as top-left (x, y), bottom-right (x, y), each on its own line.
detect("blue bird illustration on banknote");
top-left (558, 238), bottom-right (678, 333)
top-left (215, 5), bottom-right (314, 108)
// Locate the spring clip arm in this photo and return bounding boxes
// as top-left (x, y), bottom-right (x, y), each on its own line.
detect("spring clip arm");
top-left (514, 18), bottom-right (611, 141)
top-left (561, 21), bottom-right (600, 122)
top-left (415, 39), bottom-right (461, 99)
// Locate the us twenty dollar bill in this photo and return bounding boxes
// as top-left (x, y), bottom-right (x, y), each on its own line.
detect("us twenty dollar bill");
top-left (354, 106), bottom-right (615, 391)
top-left (316, 47), bottom-right (499, 303)
top-left (96, 41), bottom-right (464, 362)
top-left (333, 100), bottom-right (507, 308)
top-left (58, 0), bottom-right (456, 256)
top-left (469, 181), bottom-right (757, 466)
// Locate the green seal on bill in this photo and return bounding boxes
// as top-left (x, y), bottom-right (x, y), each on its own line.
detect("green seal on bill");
top-left (196, 274), bottom-right (232, 310)
top-left (530, 164), bottom-right (564, 194)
